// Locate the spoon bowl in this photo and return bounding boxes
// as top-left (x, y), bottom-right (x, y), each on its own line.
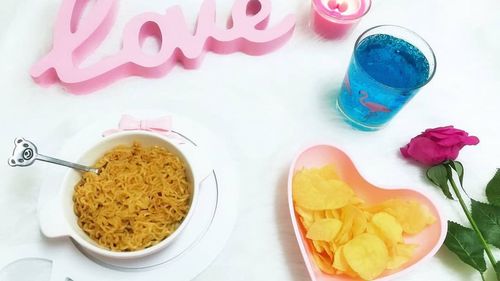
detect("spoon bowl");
top-left (287, 144), bottom-right (447, 281)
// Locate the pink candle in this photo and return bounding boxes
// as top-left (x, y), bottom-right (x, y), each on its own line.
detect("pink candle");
top-left (311, 0), bottom-right (370, 39)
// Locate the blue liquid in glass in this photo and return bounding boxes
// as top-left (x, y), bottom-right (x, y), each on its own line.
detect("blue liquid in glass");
top-left (337, 34), bottom-right (430, 130)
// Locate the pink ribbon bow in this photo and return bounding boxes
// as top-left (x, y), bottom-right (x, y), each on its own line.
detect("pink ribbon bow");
top-left (103, 115), bottom-right (172, 136)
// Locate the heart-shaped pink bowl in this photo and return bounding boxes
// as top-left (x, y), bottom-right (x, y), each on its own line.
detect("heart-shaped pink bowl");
top-left (287, 144), bottom-right (447, 281)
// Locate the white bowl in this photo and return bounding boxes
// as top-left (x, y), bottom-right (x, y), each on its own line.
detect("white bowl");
top-left (39, 131), bottom-right (209, 259)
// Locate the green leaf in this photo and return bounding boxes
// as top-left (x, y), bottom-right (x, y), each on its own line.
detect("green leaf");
top-left (445, 221), bottom-right (486, 273)
top-left (495, 261), bottom-right (500, 281)
top-left (427, 164), bottom-right (453, 199)
top-left (471, 200), bottom-right (500, 248)
top-left (450, 160), bottom-right (464, 187)
top-left (486, 169), bottom-right (500, 206)
top-left (449, 160), bottom-right (471, 198)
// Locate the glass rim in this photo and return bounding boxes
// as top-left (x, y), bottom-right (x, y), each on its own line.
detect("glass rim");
top-left (312, 0), bottom-right (372, 22)
top-left (352, 24), bottom-right (437, 91)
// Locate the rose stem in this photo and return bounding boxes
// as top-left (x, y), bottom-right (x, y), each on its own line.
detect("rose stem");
top-left (447, 165), bottom-right (497, 267)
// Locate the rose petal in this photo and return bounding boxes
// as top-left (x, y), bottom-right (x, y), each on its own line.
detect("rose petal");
top-left (447, 146), bottom-right (461, 161)
top-left (425, 132), bottom-right (454, 140)
top-left (424, 126), bottom-right (454, 134)
top-left (440, 126), bottom-right (469, 136)
top-left (405, 137), bottom-right (448, 165)
top-left (463, 136), bottom-right (480, 145)
top-left (425, 127), bottom-right (467, 139)
top-left (400, 145), bottom-right (410, 158)
top-left (435, 135), bottom-right (465, 146)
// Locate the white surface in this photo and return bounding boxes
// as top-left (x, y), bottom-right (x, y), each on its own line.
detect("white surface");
top-left (1, 0), bottom-right (500, 280)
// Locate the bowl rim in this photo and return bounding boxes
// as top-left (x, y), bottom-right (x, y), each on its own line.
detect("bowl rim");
top-left (60, 130), bottom-right (200, 259)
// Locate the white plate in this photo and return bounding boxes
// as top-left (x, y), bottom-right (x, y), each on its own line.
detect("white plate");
top-left (0, 112), bottom-right (239, 281)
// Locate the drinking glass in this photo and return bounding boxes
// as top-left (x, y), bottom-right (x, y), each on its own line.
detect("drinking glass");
top-left (336, 25), bottom-right (436, 130)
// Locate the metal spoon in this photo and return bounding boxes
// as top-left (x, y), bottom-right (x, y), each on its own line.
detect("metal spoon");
top-left (8, 137), bottom-right (99, 174)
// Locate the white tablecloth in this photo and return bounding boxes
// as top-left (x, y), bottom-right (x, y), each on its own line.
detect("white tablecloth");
top-left (1, 0), bottom-right (500, 280)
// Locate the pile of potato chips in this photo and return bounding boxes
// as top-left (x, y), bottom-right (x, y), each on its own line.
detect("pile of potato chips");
top-left (292, 165), bottom-right (436, 280)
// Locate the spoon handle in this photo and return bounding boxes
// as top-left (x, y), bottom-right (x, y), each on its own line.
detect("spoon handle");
top-left (37, 154), bottom-right (99, 174)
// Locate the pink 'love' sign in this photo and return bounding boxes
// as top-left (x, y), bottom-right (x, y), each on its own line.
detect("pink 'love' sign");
top-left (30, 0), bottom-right (296, 94)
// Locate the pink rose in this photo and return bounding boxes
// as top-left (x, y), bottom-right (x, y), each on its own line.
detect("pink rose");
top-left (400, 126), bottom-right (480, 166)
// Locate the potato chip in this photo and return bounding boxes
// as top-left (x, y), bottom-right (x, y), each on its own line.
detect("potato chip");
top-left (344, 233), bottom-right (389, 280)
top-left (349, 196), bottom-right (365, 206)
top-left (375, 199), bottom-right (436, 234)
top-left (325, 209), bottom-right (340, 219)
top-left (387, 243), bottom-right (417, 269)
top-left (313, 210), bottom-right (326, 221)
top-left (292, 171), bottom-right (318, 208)
top-left (312, 252), bottom-right (336, 274)
top-left (299, 216), bottom-right (312, 231)
top-left (395, 243), bottom-right (417, 257)
top-left (351, 207), bottom-right (368, 236)
top-left (386, 255), bottom-right (408, 270)
top-left (311, 240), bottom-right (325, 254)
top-left (310, 239), bottom-right (335, 259)
top-left (295, 206), bottom-right (314, 222)
top-left (295, 206), bottom-right (314, 231)
top-left (370, 212), bottom-right (403, 245)
top-left (333, 246), bottom-right (358, 277)
top-left (363, 210), bottom-right (373, 221)
top-left (293, 169), bottom-right (354, 210)
top-left (321, 241), bottom-right (334, 259)
top-left (307, 218), bottom-right (342, 242)
top-left (335, 205), bottom-right (356, 245)
top-left (329, 241), bottom-right (338, 253)
top-left (333, 246), bottom-right (349, 272)
top-left (316, 165), bottom-right (340, 180)
top-left (365, 223), bottom-right (376, 236)
top-left (312, 240), bottom-right (325, 254)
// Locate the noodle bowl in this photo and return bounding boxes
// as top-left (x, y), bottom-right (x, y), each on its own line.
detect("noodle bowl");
top-left (52, 132), bottom-right (202, 259)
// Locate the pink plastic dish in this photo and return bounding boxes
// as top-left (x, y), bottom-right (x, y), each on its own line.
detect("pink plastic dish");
top-left (287, 144), bottom-right (447, 281)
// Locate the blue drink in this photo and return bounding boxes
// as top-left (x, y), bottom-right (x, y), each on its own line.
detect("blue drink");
top-left (337, 25), bottom-right (436, 130)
